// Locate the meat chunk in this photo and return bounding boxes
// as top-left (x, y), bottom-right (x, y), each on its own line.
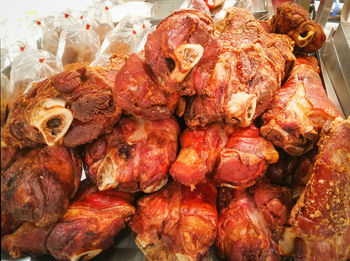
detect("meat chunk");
top-left (185, 7), bottom-right (295, 128)
top-left (114, 53), bottom-right (179, 120)
top-left (1, 65), bottom-right (122, 169)
top-left (288, 117), bottom-right (350, 261)
top-left (249, 181), bottom-right (292, 236)
top-left (1, 182), bottom-right (135, 261)
top-left (84, 116), bottom-right (179, 193)
top-left (129, 182), bottom-right (218, 261)
top-left (261, 57), bottom-right (343, 156)
top-left (214, 125), bottom-right (279, 189)
top-left (268, 2), bottom-right (326, 53)
top-left (46, 185), bottom-right (135, 261)
top-left (1, 146), bottom-right (81, 226)
top-left (216, 191), bottom-right (280, 261)
top-left (1, 210), bottom-right (22, 238)
top-left (170, 123), bottom-right (233, 189)
top-left (145, 9), bottom-right (221, 96)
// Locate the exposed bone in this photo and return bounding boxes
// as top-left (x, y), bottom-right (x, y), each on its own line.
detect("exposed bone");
top-left (284, 144), bottom-right (309, 156)
top-left (295, 30), bottom-right (314, 48)
top-left (70, 249), bottom-right (103, 261)
top-left (143, 176), bottom-right (168, 193)
top-left (225, 92), bottom-right (257, 127)
top-left (30, 98), bottom-right (73, 146)
top-left (176, 97), bottom-right (186, 117)
top-left (260, 124), bottom-right (289, 146)
top-left (96, 155), bottom-right (119, 191)
top-left (170, 44), bottom-right (204, 83)
top-left (278, 227), bottom-right (296, 256)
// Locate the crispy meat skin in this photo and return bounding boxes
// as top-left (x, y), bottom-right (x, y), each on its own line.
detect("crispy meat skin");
top-left (114, 53), bottom-right (179, 120)
top-left (2, 182), bottom-right (135, 261)
top-left (289, 117), bottom-right (350, 261)
top-left (145, 9), bottom-right (221, 96)
top-left (170, 123), bottom-right (233, 188)
top-left (261, 57), bottom-right (343, 156)
top-left (1, 209), bottom-right (22, 238)
top-left (216, 191), bottom-right (280, 261)
top-left (249, 181), bottom-right (292, 237)
top-left (268, 2), bottom-right (326, 53)
top-left (1, 65), bottom-right (122, 170)
top-left (185, 8), bottom-right (295, 128)
top-left (84, 116), bottom-right (179, 193)
top-left (214, 125), bottom-right (279, 189)
top-left (46, 186), bottom-right (135, 261)
top-left (1, 146), bottom-right (81, 227)
top-left (129, 182), bottom-right (218, 261)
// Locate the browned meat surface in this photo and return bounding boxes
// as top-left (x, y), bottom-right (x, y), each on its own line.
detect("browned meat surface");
top-left (145, 9), bottom-right (221, 97)
top-left (268, 2), bottom-right (326, 53)
top-left (84, 116), bottom-right (179, 193)
top-left (214, 125), bottom-right (279, 189)
top-left (185, 7), bottom-right (295, 129)
top-left (216, 191), bottom-right (281, 261)
top-left (170, 123), bottom-right (233, 189)
top-left (113, 53), bottom-right (179, 120)
top-left (1, 146), bottom-right (81, 226)
top-left (1, 64), bottom-right (123, 169)
top-left (261, 57), bottom-right (343, 156)
top-left (129, 182), bottom-right (218, 261)
top-left (287, 117), bottom-right (350, 261)
top-left (1, 182), bottom-right (135, 261)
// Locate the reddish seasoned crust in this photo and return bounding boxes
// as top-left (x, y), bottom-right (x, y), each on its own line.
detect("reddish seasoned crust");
top-left (185, 8), bottom-right (295, 129)
top-left (129, 182), bottom-right (218, 261)
top-left (84, 116), bottom-right (179, 193)
top-left (170, 124), bottom-right (233, 188)
top-left (269, 2), bottom-right (326, 53)
top-left (1, 65), bottom-right (121, 160)
top-left (1, 222), bottom-right (55, 259)
top-left (261, 57), bottom-right (343, 156)
top-left (214, 125), bottom-right (279, 189)
top-left (1, 146), bottom-right (82, 227)
top-left (46, 188), bottom-right (135, 261)
top-left (1, 183), bottom-right (135, 261)
top-left (1, 209), bottom-right (23, 238)
top-left (113, 53), bottom-right (179, 120)
top-left (216, 192), bottom-right (280, 261)
top-left (289, 117), bottom-right (350, 260)
top-left (249, 181), bottom-right (292, 236)
top-left (145, 9), bottom-right (221, 96)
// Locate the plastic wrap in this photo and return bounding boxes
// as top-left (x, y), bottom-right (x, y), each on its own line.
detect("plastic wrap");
top-left (38, 16), bottom-right (60, 55)
top-left (1, 73), bottom-right (10, 127)
top-left (91, 15), bottom-right (153, 66)
top-left (82, 3), bottom-right (114, 43)
top-left (0, 18), bottom-right (40, 72)
top-left (8, 49), bottom-right (63, 108)
top-left (56, 24), bottom-right (100, 65)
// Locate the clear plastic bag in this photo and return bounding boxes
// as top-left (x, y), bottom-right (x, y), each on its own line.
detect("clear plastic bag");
top-left (8, 49), bottom-right (64, 107)
top-left (56, 24), bottom-right (100, 66)
top-left (1, 73), bottom-right (10, 127)
top-left (91, 15), bottom-right (153, 66)
top-left (82, 3), bottom-right (114, 44)
top-left (179, 0), bottom-right (211, 16)
top-left (0, 17), bottom-right (40, 72)
top-left (37, 15), bottom-right (60, 55)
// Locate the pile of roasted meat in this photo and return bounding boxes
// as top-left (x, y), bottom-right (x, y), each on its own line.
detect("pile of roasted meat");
top-left (1, 2), bottom-right (350, 261)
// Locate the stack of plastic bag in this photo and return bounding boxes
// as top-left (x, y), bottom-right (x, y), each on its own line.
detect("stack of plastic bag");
top-left (8, 49), bottom-right (63, 108)
top-left (56, 23), bottom-right (100, 66)
top-left (82, 2), bottom-right (114, 44)
top-left (1, 73), bottom-right (10, 127)
top-left (91, 15), bottom-right (153, 67)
